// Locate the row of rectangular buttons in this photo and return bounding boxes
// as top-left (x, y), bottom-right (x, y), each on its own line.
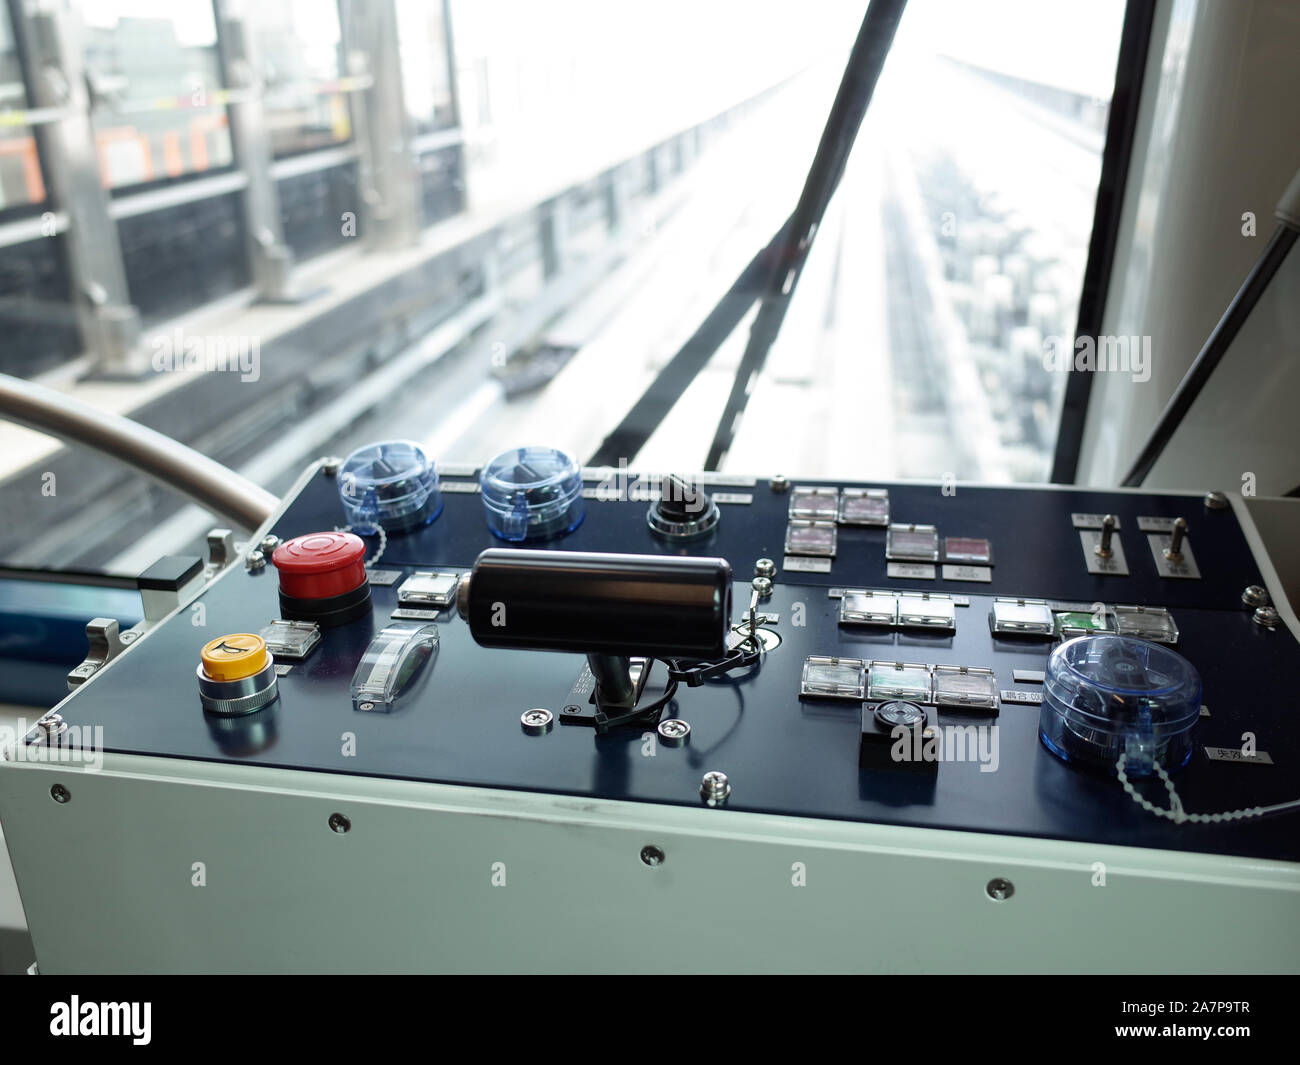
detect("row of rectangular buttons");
top-left (989, 598), bottom-right (1179, 644)
top-left (840, 590), bottom-right (957, 631)
top-left (886, 524), bottom-right (993, 566)
top-left (800, 655), bottom-right (998, 710)
top-left (789, 486), bottom-right (890, 526)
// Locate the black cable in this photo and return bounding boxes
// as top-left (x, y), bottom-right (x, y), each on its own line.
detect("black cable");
top-left (667, 617), bottom-right (778, 686)
top-left (633, 677), bottom-right (679, 717)
top-left (594, 675), bottom-right (679, 731)
top-left (684, 676), bottom-right (748, 764)
top-left (599, 618), bottom-right (776, 732)
top-left (667, 645), bottom-right (759, 686)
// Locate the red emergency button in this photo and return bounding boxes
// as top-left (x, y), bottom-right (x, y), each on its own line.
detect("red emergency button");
top-left (272, 531), bottom-right (367, 599)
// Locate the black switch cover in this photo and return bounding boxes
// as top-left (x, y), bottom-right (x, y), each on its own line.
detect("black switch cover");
top-left (137, 555), bottom-right (204, 592)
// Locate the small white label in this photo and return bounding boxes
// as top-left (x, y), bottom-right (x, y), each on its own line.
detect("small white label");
top-left (1012, 669), bottom-right (1046, 684)
top-left (887, 562), bottom-right (936, 580)
top-left (1138, 516), bottom-right (1176, 532)
top-left (1000, 689), bottom-right (1043, 705)
top-left (712, 492), bottom-right (753, 505)
top-left (697, 473), bottom-right (757, 487)
top-left (783, 556), bottom-right (832, 573)
top-left (941, 564), bottom-right (992, 582)
top-left (438, 463), bottom-right (479, 478)
top-left (1203, 747), bottom-right (1273, 765)
top-left (1072, 513), bottom-right (1121, 529)
top-left (440, 481), bottom-right (480, 494)
top-left (1081, 529), bottom-right (1130, 575)
top-left (1147, 533), bottom-right (1201, 579)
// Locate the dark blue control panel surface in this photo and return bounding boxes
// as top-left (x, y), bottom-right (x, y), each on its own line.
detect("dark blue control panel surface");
top-left (50, 468), bottom-right (1300, 861)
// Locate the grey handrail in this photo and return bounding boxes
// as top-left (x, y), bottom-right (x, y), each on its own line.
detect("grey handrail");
top-left (0, 372), bottom-right (279, 530)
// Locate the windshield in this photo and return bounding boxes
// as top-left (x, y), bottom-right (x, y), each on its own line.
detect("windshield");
top-left (0, 0), bottom-right (1126, 576)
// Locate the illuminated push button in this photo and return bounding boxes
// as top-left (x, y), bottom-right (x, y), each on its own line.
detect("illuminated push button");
top-left (785, 520), bottom-right (837, 557)
top-left (197, 633), bottom-right (278, 716)
top-left (200, 633), bottom-right (268, 681)
top-left (886, 523), bottom-right (939, 562)
top-left (789, 486), bottom-right (839, 520)
top-left (943, 536), bottom-right (992, 565)
top-left (271, 531), bottom-right (372, 627)
top-left (867, 661), bottom-right (931, 702)
top-left (838, 488), bottom-right (889, 526)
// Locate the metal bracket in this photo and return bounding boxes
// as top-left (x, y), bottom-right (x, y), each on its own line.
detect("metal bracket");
top-left (67, 617), bottom-right (126, 689)
top-left (560, 658), bottom-right (665, 732)
top-left (206, 527), bottom-right (236, 572)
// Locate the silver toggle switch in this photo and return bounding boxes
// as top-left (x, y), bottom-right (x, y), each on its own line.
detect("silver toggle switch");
top-left (1095, 514), bottom-right (1116, 558)
top-left (1164, 517), bottom-right (1187, 561)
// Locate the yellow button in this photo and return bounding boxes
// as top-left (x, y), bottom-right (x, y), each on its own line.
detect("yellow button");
top-left (200, 634), bottom-right (268, 682)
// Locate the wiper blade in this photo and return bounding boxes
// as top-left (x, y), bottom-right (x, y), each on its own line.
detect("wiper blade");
top-left (589, 0), bottom-right (908, 471)
top-left (703, 0), bottom-right (907, 470)
top-left (588, 217), bottom-right (792, 468)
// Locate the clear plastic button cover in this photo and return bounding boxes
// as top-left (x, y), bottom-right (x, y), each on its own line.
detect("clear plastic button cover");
top-left (351, 622), bottom-right (440, 710)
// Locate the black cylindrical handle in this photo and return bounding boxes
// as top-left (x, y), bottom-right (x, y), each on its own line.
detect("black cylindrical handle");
top-left (460, 549), bottom-right (732, 658)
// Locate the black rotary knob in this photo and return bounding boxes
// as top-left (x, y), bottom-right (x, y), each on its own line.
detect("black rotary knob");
top-left (647, 475), bottom-right (721, 542)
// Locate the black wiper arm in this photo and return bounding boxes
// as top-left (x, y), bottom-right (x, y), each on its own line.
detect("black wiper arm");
top-left (704, 0), bottom-right (907, 470)
top-left (588, 218), bottom-right (792, 468)
top-left (589, 0), bottom-right (907, 471)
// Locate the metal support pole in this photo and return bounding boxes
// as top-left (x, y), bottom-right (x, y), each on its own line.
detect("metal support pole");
top-left (587, 653), bottom-right (636, 708)
top-left (344, 0), bottom-right (422, 249)
top-left (539, 196), bottom-right (570, 280)
top-left (1120, 224), bottom-right (1298, 487)
top-left (438, 0), bottom-right (467, 214)
top-left (214, 0), bottom-right (302, 303)
top-left (11, 0), bottom-right (143, 376)
top-left (605, 163), bottom-right (631, 235)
